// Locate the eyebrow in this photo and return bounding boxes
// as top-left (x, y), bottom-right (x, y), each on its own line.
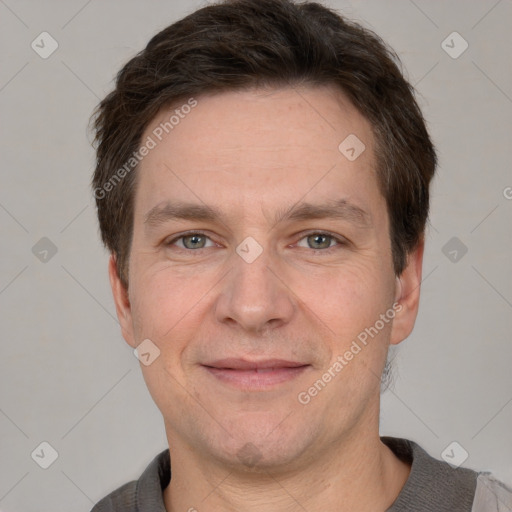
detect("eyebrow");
top-left (143, 198), bottom-right (372, 233)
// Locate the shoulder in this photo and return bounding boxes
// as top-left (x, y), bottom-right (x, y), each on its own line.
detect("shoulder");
top-left (472, 473), bottom-right (512, 512)
top-left (384, 437), bottom-right (478, 511)
top-left (90, 481), bottom-right (137, 512)
top-left (383, 437), bottom-right (512, 512)
top-left (90, 449), bottom-right (170, 512)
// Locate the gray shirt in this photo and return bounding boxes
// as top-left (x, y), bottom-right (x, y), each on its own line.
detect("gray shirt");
top-left (91, 437), bottom-right (512, 511)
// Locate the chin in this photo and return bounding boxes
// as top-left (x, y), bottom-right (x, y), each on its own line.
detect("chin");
top-left (202, 412), bottom-right (318, 472)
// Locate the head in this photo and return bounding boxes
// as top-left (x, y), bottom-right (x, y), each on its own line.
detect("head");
top-left (91, 0), bottom-right (436, 470)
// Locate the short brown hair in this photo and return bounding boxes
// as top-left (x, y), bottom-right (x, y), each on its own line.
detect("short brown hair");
top-left (91, 0), bottom-right (437, 290)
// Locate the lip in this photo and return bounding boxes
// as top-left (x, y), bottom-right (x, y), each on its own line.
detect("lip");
top-left (204, 358), bottom-right (307, 370)
top-left (202, 358), bottom-right (310, 391)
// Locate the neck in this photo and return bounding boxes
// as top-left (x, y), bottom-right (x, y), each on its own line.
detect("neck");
top-left (163, 424), bottom-right (410, 512)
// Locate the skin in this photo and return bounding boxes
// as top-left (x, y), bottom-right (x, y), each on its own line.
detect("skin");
top-left (109, 85), bottom-right (424, 511)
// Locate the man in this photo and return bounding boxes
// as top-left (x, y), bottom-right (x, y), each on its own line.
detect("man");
top-left (90, 0), bottom-right (511, 510)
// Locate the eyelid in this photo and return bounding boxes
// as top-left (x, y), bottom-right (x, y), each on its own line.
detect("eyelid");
top-left (164, 230), bottom-right (218, 248)
top-left (164, 229), bottom-right (348, 252)
top-left (293, 230), bottom-right (348, 250)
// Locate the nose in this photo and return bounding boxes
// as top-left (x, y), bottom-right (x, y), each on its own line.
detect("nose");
top-left (214, 243), bottom-right (295, 334)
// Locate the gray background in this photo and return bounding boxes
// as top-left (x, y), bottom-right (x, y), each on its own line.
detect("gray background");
top-left (1, 0), bottom-right (511, 510)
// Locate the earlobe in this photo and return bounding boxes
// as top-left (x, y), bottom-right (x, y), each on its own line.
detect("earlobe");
top-left (108, 254), bottom-right (136, 347)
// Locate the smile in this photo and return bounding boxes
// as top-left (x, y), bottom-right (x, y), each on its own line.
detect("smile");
top-left (202, 359), bottom-right (311, 391)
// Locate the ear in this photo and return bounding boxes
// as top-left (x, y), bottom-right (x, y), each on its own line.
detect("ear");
top-left (390, 238), bottom-right (424, 345)
top-left (108, 254), bottom-right (136, 348)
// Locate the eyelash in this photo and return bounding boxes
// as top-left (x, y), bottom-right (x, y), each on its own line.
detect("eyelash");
top-left (164, 230), bottom-right (347, 254)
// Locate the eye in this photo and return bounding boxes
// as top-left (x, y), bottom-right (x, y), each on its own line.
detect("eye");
top-left (296, 232), bottom-right (346, 251)
top-left (164, 231), bottom-right (346, 253)
top-left (166, 232), bottom-right (216, 250)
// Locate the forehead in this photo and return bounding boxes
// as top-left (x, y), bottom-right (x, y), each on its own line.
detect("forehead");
top-left (134, 85), bottom-right (381, 222)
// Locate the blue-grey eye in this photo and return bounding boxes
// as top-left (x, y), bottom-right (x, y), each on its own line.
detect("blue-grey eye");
top-left (181, 234), bottom-right (208, 249)
top-left (301, 233), bottom-right (337, 250)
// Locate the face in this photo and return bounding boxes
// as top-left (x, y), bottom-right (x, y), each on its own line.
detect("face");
top-left (110, 85), bottom-right (423, 471)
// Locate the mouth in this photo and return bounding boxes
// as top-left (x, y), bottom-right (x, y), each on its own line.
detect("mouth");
top-left (202, 358), bottom-right (311, 391)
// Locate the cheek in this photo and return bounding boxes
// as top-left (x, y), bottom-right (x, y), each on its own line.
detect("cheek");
top-left (298, 262), bottom-right (394, 403)
top-left (129, 272), bottom-right (175, 343)
top-left (129, 266), bottom-right (218, 354)
top-left (296, 261), bottom-right (390, 340)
